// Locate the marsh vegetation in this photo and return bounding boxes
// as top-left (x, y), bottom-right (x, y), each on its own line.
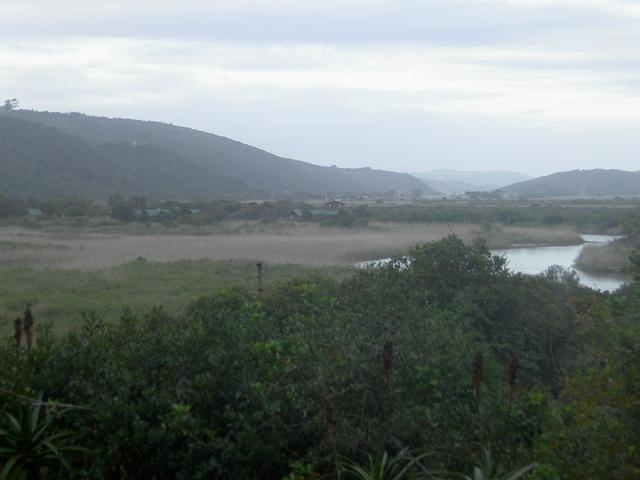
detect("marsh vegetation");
top-left (0, 221), bottom-right (583, 333)
top-left (2, 235), bottom-right (639, 479)
top-left (0, 222), bottom-right (582, 270)
top-left (574, 238), bottom-right (634, 273)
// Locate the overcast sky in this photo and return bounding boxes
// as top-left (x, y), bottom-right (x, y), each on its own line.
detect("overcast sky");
top-left (2, 0), bottom-right (640, 176)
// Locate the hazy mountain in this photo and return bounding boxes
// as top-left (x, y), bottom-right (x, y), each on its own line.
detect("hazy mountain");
top-left (501, 169), bottom-right (640, 198)
top-left (416, 178), bottom-right (492, 195)
top-left (1, 110), bottom-right (435, 199)
top-left (414, 169), bottom-right (531, 190)
top-left (0, 115), bottom-right (251, 199)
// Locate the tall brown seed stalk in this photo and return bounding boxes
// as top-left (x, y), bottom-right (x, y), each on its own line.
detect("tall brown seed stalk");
top-left (506, 354), bottom-right (519, 410)
top-left (14, 317), bottom-right (22, 359)
top-left (472, 352), bottom-right (484, 406)
top-left (23, 307), bottom-right (34, 353)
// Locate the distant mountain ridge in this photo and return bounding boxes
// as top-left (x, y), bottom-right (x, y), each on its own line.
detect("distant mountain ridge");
top-left (415, 169), bottom-right (530, 187)
top-left (0, 110), bottom-right (436, 199)
top-left (415, 178), bottom-right (494, 195)
top-left (501, 169), bottom-right (640, 198)
top-left (413, 169), bottom-right (530, 194)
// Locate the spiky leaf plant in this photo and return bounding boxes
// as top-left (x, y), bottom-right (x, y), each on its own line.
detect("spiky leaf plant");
top-left (341, 449), bottom-right (434, 480)
top-left (0, 396), bottom-right (84, 480)
top-left (461, 450), bottom-right (536, 480)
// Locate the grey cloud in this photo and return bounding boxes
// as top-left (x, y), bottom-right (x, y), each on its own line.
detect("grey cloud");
top-left (3, 0), bottom-right (640, 175)
top-left (0, 0), bottom-right (635, 46)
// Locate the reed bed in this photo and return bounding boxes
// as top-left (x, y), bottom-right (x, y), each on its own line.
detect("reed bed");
top-left (0, 222), bottom-right (582, 270)
top-left (574, 239), bottom-right (633, 273)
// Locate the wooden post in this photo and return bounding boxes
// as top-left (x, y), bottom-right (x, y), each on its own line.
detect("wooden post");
top-left (23, 308), bottom-right (33, 354)
top-left (256, 262), bottom-right (263, 294)
top-left (14, 317), bottom-right (22, 359)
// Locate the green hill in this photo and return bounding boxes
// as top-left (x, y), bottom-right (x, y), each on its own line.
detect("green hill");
top-left (501, 169), bottom-right (640, 198)
top-left (0, 110), bottom-right (435, 199)
top-left (0, 116), bottom-right (249, 199)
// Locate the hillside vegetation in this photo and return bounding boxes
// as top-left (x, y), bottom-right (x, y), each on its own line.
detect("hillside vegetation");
top-left (0, 116), bottom-right (248, 199)
top-left (502, 168), bottom-right (640, 198)
top-left (0, 110), bottom-right (435, 199)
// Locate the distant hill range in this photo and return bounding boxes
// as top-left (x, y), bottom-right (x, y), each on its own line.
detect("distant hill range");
top-left (501, 169), bottom-right (640, 198)
top-left (0, 110), bottom-right (436, 199)
top-left (413, 169), bottom-right (531, 194)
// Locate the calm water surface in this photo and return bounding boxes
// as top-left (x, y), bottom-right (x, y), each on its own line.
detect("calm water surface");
top-left (492, 234), bottom-right (628, 292)
top-left (359, 234), bottom-right (628, 292)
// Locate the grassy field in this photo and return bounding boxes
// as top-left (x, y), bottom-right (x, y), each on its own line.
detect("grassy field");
top-left (0, 221), bottom-right (583, 334)
top-left (0, 259), bottom-right (352, 335)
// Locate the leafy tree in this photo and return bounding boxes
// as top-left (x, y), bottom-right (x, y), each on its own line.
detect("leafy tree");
top-left (2, 98), bottom-right (18, 111)
top-left (0, 194), bottom-right (24, 218)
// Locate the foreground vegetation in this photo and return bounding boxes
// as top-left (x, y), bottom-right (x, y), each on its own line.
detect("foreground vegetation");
top-left (1, 235), bottom-right (639, 479)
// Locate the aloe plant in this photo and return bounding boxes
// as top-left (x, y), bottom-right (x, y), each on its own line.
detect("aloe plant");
top-left (340, 449), bottom-right (434, 480)
top-left (0, 396), bottom-right (84, 480)
top-left (460, 451), bottom-right (536, 480)
top-left (461, 465), bottom-right (535, 480)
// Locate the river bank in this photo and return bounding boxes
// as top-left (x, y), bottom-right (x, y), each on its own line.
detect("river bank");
top-left (574, 237), bottom-right (633, 273)
top-left (493, 234), bottom-right (628, 291)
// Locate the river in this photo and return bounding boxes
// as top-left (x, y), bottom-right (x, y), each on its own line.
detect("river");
top-left (358, 234), bottom-right (629, 292)
top-left (492, 234), bottom-right (628, 292)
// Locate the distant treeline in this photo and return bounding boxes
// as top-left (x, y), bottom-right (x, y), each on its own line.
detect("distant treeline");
top-left (371, 202), bottom-right (640, 232)
top-left (2, 192), bottom-right (640, 232)
top-left (0, 194), bottom-right (370, 228)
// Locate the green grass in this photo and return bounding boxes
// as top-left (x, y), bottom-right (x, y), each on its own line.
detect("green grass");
top-left (0, 240), bottom-right (43, 250)
top-left (0, 240), bottom-right (25, 250)
top-left (0, 259), bottom-right (353, 335)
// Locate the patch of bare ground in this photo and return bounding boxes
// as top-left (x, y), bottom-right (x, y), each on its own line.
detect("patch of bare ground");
top-left (0, 222), bottom-right (582, 270)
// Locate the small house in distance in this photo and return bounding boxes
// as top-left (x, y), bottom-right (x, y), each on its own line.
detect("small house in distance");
top-left (288, 209), bottom-right (304, 220)
top-left (133, 208), bottom-right (172, 219)
top-left (27, 208), bottom-right (43, 218)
